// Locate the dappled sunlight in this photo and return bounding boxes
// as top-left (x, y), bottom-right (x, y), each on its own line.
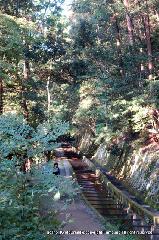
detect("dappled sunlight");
top-left (93, 133), bottom-right (159, 208)
top-left (53, 191), bottom-right (61, 201)
top-left (125, 148), bottom-right (159, 198)
top-left (80, 97), bottom-right (93, 110)
top-left (1, 0), bottom-right (159, 237)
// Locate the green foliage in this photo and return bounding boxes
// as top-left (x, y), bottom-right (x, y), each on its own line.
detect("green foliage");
top-left (0, 1), bottom-right (70, 124)
top-left (70, 0), bottom-right (159, 151)
top-left (0, 113), bottom-right (69, 159)
top-left (0, 113), bottom-right (76, 240)
top-left (33, 116), bottom-right (69, 154)
top-left (0, 0), bottom-right (159, 235)
top-left (0, 158), bottom-right (78, 240)
top-left (0, 113), bottom-right (34, 158)
top-left (0, 14), bottom-right (23, 60)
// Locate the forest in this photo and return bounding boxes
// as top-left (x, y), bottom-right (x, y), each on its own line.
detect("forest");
top-left (0, 0), bottom-right (159, 239)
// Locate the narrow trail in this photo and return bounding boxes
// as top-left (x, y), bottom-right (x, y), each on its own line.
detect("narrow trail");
top-left (56, 143), bottom-right (159, 240)
top-left (55, 144), bottom-right (108, 240)
top-left (59, 201), bottom-right (108, 240)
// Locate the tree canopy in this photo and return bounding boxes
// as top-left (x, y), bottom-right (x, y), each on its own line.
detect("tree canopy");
top-left (0, 0), bottom-right (159, 238)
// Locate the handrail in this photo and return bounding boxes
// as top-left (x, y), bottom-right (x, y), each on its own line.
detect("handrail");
top-left (101, 173), bottom-right (159, 225)
top-left (82, 157), bottom-right (159, 226)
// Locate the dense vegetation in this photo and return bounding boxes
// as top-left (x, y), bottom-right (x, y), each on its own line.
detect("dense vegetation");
top-left (70, 0), bottom-right (159, 208)
top-left (0, 0), bottom-right (159, 238)
top-left (1, 0), bottom-right (159, 135)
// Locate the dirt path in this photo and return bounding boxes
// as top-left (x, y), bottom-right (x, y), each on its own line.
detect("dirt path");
top-left (55, 147), bottom-right (109, 240)
top-left (59, 198), bottom-right (109, 240)
top-left (41, 148), bottom-right (109, 240)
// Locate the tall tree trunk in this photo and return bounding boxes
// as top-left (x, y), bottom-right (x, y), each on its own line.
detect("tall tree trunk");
top-left (15, 0), bottom-right (19, 16)
top-left (137, 0), bottom-right (153, 80)
top-left (123, 0), bottom-right (134, 46)
top-left (113, 15), bottom-right (125, 79)
top-left (139, 47), bottom-right (145, 87)
top-left (142, 11), bottom-right (153, 80)
top-left (46, 78), bottom-right (50, 115)
top-left (21, 58), bottom-right (30, 120)
top-left (24, 58), bottom-right (30, 80)
top-left (46, 61), bottom-right (53, 118)
top-left (0, 77), bottom-right (3, 114)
